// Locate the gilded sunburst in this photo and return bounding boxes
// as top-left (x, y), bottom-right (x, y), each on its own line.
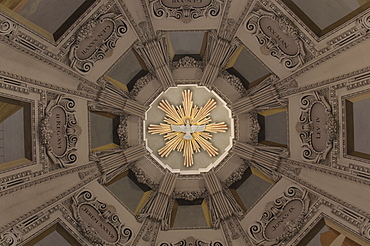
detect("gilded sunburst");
top-left (148, 90), bottom-right (227, 167)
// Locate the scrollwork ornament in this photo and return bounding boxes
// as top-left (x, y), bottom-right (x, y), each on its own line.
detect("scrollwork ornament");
top-left (245, 9), bottom-right (306, 70)
top-left (356, 12), bottom-right (370, 35)
top-left (39, 95), bottom-right (81, 168)
top-left (0, 228), bottom-right (22, 246)
top-left (69, 12), bottom-right (128, 74)
top-left (0, 19), bottom-right (17, 37)
top-left (159, 236), bottom-right (224, 246)
top-left (296, 92), bottom-right (335, 163)
top-left (151, 0), bottom-right (222, 23)
top-left (249, 184), bottom-right (310, 245)
top-left (360, 219), bottom-right (370, 239)
top-left (71, 189), bottom-right (133, 245)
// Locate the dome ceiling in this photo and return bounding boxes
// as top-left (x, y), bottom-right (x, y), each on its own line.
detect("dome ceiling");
top-left (0, 0), bottom-right (369, 246)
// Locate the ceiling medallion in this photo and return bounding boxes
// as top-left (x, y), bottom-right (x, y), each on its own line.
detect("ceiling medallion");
top-left (148, 90), bottom-right (227, 167)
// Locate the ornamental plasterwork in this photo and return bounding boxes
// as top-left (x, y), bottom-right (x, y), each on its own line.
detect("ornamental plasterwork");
top-left (71, 189), bottom-right (133, 245)
top-left (172, 56), bottom-right (203, 69)
top-left (249, 185), bottom-right (310, 246)
top-left (245, 9), bottom-right (306, 70)
top-left (296, 92), bottom-right (336, 163)
top-left (0, 18), bottom-right (17, 37)
top-left (150, 0), bottom-right (223, 23)
top-left (148, 89), bottom-right (227, 167)
top-left (159, 236), bottom-right (224, 246)
top-left (0, 228), bottom-right (22, 246)
top-left (39, 95), bottom-right (81, 168)
top-left (69, 12), bottom-right (128, 74)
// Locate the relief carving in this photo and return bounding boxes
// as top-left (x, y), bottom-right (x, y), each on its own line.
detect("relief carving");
top-left (69, 13), bottom-right (128, 74)
top-left (245, 9), bottom-right (306, 70)
top-left (71, 189), bottom-right (133, 245)
top-left (249, 185), bottom-right (310, 245)
top-left (151, 0), bottom-right (222, 23)
top-left (159, 236), bottom-right (224, 246)
top-left (0, 18), bottom-right (17, 37)
top-left (296, 92), bottom-right (336, 163)
top-left (356, 12), bottom-right (370, 35)
top-left (39, 96), bottom-right (81, 168)
top-left (0, 228), bottom-right (22, 246)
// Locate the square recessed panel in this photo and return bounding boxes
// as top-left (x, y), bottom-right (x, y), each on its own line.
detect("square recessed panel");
top-left (169, 32), bottom-right (205, 55)
top-left (0, 0), bottom-right (95, 40)
top-left (306, 225), bottom-right (331, 246)
top-left (264, 111), bottom-right (287, 146)
top-left (0, 108), bottom-right (25, 164)
top-left (236, 174), bottom-right (272, 210)
top-left (233, 48), bottom-right (269, 83)
top-left (15, 0), bottom-right (85, 34)
top-left (292, 0), bottom-right (361, 29)
top-left (107, 175), bottom-right (145, 213)
top-left (34, 230), bottom-right (72, 246)
top-left (353, 97), bottom-right (370, 155)
top-left (107, 50), bottom-right (143, 85)
top-left (172, 204), bottom-right (208, 228)
top-left (90, 112), bottom-right (114, 149)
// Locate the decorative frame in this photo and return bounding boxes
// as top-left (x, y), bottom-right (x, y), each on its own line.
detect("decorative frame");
top-left (296, 92), bottom-right (335, 163)
top-left (39, 95), bottom-right (81, 168)
top-left (71, 189), bottom-right (133, 245)
top-left (249, 185), bottom-right (310, 245)
top-left (245, 9), bottom-right (306, 70)
top-left (150, 0), bottom-right (223, 23)
top-left (159, 236), bottom-right (224, 246)
top-left (69, 12), bottom-right (128, 74)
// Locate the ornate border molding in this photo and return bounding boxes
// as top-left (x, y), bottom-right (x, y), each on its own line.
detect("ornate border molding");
top-left (245, 9), bottom-right (306, 70)
top-left (159, 236), bottom-right (224, 246)
top-left (0, 228), bottom-right (22, 246)
top-left (296, 92), bottom-right (336, 163)
top-left (150, 0), bottom-right (223, 23)
top-left (39, 96), bottom-right (81, 168)
top-left (69, 13), bottom-right (128, 74)
top-left (249, 184), bottom-right (310, 245)
top-left (71, 189), bottom-right (133, 245)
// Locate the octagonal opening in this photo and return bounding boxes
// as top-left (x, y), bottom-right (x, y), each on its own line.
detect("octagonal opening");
top-left (144, 85), bottom-right (234, 175)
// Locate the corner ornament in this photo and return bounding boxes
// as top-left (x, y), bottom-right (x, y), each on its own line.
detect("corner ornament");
top-left (159, 237), bottom-right (224, 246)
top-left (151, 0), bottom-right (222, 23)
top-left (71, 189), bottom-right (133, 245)
top-left (148, 90), bottom-right (227, 167)
top-left (245, 10), bottom-right (305, 70)
top-left (69, 13), bottom-right (128, 74)
top-left (39, 96), bottom-right (81, 168)
top-left (249, 185), bottom-right (310, 246)
top-left (296, 92), bottom-right (336, 163)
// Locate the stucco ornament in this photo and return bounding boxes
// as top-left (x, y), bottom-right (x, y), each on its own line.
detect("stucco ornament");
top-left (148, 90), bottom-right (227, 167)
top-left (39, 95), bottom-right (81, 168)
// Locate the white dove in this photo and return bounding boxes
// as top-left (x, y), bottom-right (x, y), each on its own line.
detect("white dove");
top-left (171, 119), bottom-right (206, 140)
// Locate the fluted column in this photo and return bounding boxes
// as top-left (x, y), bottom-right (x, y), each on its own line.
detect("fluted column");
top-left (202, 170), bottom-right (244, 228)
top-left (134, 35), bottom-right (175, 89)
top-left (99, 145), bottom-right (146, 174)
top-left (233, 141), bottom-right (280, 178)
top-left (97, 81), bottom-right (147, 117)
top-left (232, 76), bottom-right (279, 115)
top-left (201, 37), bottom-right (238, 87)
top-left (138, 172), bottom-right (177, 230)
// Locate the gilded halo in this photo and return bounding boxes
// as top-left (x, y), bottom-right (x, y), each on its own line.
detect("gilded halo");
top-left (148, 90), bottom-right (228, 167)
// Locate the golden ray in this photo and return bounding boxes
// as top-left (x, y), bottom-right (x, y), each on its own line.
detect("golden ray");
top-left (205, 122), bottom-right (228, 133)
top-left (148, 89), bottom-right (228, 167)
